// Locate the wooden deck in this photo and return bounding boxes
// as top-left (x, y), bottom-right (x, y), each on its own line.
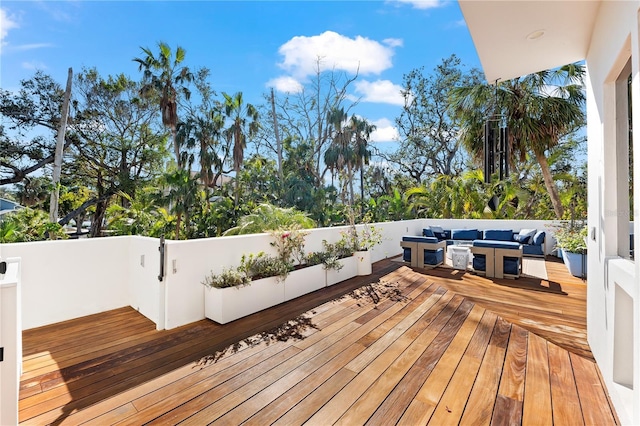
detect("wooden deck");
top-left (19, 258), bottom-right (618, 425)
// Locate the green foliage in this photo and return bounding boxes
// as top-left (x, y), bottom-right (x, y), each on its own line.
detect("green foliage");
top-left (303, 246), bottom-right (344, 271)
top-left (224, 203), bottom-right (315, 235)
top-left (134, 42), bottom-right (193, 165)
top-left (450, 63), bottom-right (586, 219)
top-left (0, 71), bottom-right (66, 186)
top-left (270, 228), bottom-right (308, 266)
top-left (202, 267), bottom-right (250, 289)
top-left (554, 223), bottom-right (587, 253)
top-left (381, 55), bottom-right (480, 183)
top-left (106, 189), bottom-right (172, 237)
top-left (239, 252), bottom-right (292, 282)
top-left (0, 208), bottom-right (67, 242)
top-left (341, 224), bottom-right (382, 252)
top-left (319, 238), bottom-right (353, 262)
top-left (1, 57), bottom-right (592, 240)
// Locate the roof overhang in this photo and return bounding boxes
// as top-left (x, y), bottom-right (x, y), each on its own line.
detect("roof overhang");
top-left (458, 1), bottom-right (601, 82)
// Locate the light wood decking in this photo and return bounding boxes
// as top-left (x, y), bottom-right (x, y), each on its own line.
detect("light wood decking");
top-left (19, 258), bottom-right (618, 425)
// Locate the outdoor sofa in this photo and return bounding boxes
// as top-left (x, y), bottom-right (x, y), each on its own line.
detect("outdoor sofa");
top-left (423, 226), bottom-right (546, 258)
top-left (400, 236), bottom-right (446, 268)
top-left (401, 227), bottom-right (546, 279)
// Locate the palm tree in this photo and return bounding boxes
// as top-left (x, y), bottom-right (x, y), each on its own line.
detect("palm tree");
top-left (223, 203), bottom-right (315, 235)
top-left (450, 63), bottom-right (585, 219)
top-left (348, 115), bottom-right (376, 214)
top-left (158, 168), bottom-right (200, 239)
top-left (176, 110), bottom-right (226, 189)
top-left (324, 107), bottom-right (356, 205)
top-left (222, 92), bottom-right (260, 207)
top-left (134, 42), bottom-right (193, 167)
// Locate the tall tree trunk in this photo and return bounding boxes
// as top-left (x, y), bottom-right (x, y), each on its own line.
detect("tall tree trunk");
top-left (172, 126), bottom-right (180, 167)
top-left (175, 213), bottom-right (182, 240)
top-left (234, 166), bottom-right (240, 208)
top-left (348, 165), bottom-right (355, 207)
top-left (49, 67), bottom-right (73, 225)
top-left (90, 200), bottom-right (106, 238)
top-left (271, 88), bottom-right (283, 180)
top-left (535, 150), bottom-right (564, 219)
top-left (360, 166), bottom-right (365, 217)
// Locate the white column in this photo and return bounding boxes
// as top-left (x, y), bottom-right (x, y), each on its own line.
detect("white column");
top-left (0, 258), bottom-right (21, 426)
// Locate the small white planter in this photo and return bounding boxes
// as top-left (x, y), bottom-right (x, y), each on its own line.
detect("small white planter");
top-left (204, 276), bottom-right (284, 324)
top-left (326, 256), bottom-right (358, 286)
top-left (284, 263), bottom-right (326, 301)
top-left (354, 250), bottom-right (372, 276)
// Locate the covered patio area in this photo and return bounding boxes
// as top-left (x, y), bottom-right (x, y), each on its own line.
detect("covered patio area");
top-left (19, 258), bottom-right (617, 425)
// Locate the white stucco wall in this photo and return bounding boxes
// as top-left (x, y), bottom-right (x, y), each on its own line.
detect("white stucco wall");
top-left (586, 2), bottom-right (640, 423)
top-left (1, 237), bottom-right (131, 330)
top-left (128, 236), bottom-right (163, 329)
top-left (159, 220), bottom-right (421, 330)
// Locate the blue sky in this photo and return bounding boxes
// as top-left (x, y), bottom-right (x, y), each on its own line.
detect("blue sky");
top-left (0, 0), bottom-right (481, 145)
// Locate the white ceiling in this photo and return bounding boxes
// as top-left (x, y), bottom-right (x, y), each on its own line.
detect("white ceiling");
top-left (458, 0), bottom-right (602, 82)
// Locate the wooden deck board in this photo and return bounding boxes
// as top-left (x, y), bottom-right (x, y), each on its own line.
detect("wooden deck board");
top-left (19, 257), bottom-right (618, 425)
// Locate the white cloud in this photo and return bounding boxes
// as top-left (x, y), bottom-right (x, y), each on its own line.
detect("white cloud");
top-left (1, 8), bottom-right (19, 46)
top-left (22, 61), bottom-right (47, 70)
top-left (266, 76), bottom-right (303, 93)
top-left (354, 79), bottom-right (405, 106)
top-left (14, 43), bottom-right (53, 51)
top-left (370, 118), bottom-right (400, 143)
top-left (383, 38), bottom-right (403, 48)
top-left (390, 0), bottom-right (445, 10)
top-left (277, 31), bottom-right (399, 79)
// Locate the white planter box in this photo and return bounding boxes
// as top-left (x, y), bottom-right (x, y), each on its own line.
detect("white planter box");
top-left (326, 256), bottom-right (358, 286)
top-left (354, 250), bottom-right (372, 276)
top-left (204, 276), bottom-right (284, 324)
top-left (284, 264), bottom-right (326, 301)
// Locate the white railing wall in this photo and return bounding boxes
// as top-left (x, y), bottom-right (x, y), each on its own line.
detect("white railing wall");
top-left (0, 257), bottom-right (21, 426)
top-left (161, 219), bottom-right (423, 330)
top-left (163, 233), bottom-right (278, 330)
top-left (128, 236), bottom-right (164, 330)
top-left (1, 218), bottom-right (558, 332)
top-left (1, 237), bottom-right (131, 330)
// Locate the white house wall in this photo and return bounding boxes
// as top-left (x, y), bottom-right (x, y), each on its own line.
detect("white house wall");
top-left (586, 1), bottom-right (640, 423)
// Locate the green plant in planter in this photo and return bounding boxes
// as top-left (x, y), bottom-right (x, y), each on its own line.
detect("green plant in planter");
top-left (270, 228), bottom-right (308, 266)
top-left (239, 252), bottom-right (292, 282)
top-left (305, 243), bottom-right (345, 271)
top-left (203, 267), bottom-right (250, 289)
top-left (322, 239), bottom-right (354, 260)
top-left (554, 224), bottom-right (587, 253)
top-left (341, 224), bottom-right (382, 252)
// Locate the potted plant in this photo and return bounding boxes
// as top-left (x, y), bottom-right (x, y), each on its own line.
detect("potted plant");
top-left (322, 239), bottom-right (359, 285)
top-left (554, 223), bottom-right (587, 278)
top-left (342, 223), bottom-right (382, 276)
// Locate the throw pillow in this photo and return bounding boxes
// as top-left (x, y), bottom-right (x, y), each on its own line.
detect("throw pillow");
top-left (517, 228), bottom-right (536, 244)
top-left (429, 225), bottom-right (446, 240)
top-left (532, 231), bottom-right (546, 246)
